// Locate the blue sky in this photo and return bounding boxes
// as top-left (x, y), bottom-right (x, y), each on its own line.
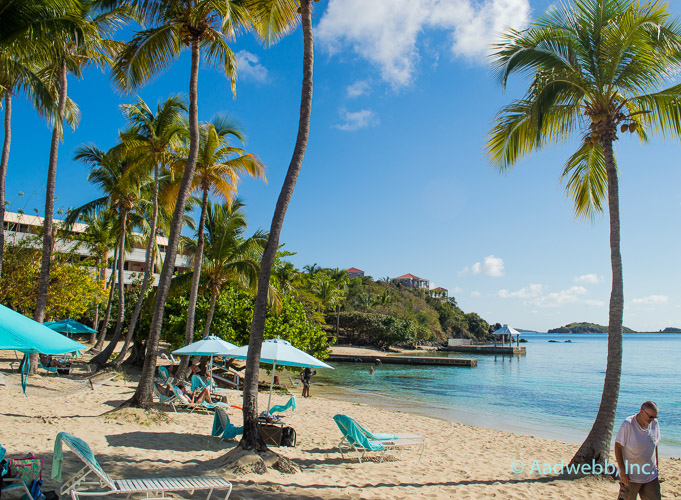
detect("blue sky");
top-left (5, 0), bottom-right (681, 332)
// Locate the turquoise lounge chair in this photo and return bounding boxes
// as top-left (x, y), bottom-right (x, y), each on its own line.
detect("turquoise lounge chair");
top-left (39, 358), bottom-right (60, 376)
top-left (157, 366), bottom-right (171, 384)
top-left (153, 383), bottom-right (179, 411)
top-left (269, 396), bottom-right (296, 415)
top-left (212, 407), bottom-right (243, 440)
top-left (333, 414), bottom-right (425, 463)
top-left (53, 432), bottom-right (232, 499)
top-left (171, 385), bottom-right (229, 414)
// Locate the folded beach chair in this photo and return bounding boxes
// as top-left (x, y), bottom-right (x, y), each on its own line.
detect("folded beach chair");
top-left (171, 385), bottom-right (229, 414)
top-left (53, 432), bottom-right (232, 499)
top-left (333, 414), bottom-right (426, 463)
top-left (212, 407), bottom-right (243, 440)
top-left (1, 444), bottom-right (35, 499)
top-left (268, 396), bottom-right (296, 415)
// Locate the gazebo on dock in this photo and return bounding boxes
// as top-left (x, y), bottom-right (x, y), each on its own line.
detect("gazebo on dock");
top-left (491, 324), bottom-right (521, 347)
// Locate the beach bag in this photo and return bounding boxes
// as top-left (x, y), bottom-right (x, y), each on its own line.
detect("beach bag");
top-left (281, 426), bottom-right (296, 447)
top-left (8, 455), bottom-right (42, 485)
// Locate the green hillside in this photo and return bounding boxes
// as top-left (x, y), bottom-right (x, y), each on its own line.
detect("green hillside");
top-left (548, 322), bottom-right (635, 333)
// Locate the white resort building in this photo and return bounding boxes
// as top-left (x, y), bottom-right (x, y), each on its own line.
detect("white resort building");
top-left (3, 211), bottom-right (192, 286)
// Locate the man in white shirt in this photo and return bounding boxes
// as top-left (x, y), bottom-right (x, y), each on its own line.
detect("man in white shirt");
top-left (614, 401), bottom-right (661, 500)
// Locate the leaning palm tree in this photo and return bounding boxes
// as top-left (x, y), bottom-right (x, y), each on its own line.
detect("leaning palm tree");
top-left (112, 0), bottom-right (256, 409)
top-left (240, 0), bottom-right (314, 452)
top-left (113, 95), bottom-right (187, 365)
top-left (68, 144), bottom-right (150, 368)
top-left (168, 116), bottom-right (265, 380)
top-left (486, 0), bottom-right (681, 466)
top-left (33, 0), bottom-right (132, 329)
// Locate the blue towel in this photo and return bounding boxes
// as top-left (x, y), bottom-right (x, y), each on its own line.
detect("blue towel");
top-left (269, 396), bottom-right (296, 414)
top-left (211, 410), bottom-right (242, 440)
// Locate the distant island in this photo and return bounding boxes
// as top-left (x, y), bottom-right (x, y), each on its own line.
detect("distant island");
top-left (660, 327), bottom-right (681, 333)
top-left (548, 322), bottom-right (635, 333)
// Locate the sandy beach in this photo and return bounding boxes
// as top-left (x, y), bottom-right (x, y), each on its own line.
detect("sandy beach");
top-left (1, 352), bottom-right (680, 499)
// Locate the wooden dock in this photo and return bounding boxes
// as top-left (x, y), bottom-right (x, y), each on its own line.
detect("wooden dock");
top-left (445, 345), bottom-right (526, 355)
top-left (327, 354), bottom-right (477, 367)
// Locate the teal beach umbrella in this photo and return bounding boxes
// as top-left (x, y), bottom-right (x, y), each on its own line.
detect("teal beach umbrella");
top-left (0, 305), bottom-right (86, 395)
top-left (172, 336), bottom-right (239, 389)
top-left (46, 318), bottom-right (97, 337)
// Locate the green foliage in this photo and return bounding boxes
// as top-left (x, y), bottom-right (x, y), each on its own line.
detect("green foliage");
top-left (336, 312), bottom-right (417, 348)
top-left (548, 322), bottom-right (635, 334)
top-left (0, 240), bottom-right (106, 320)
top-left (158, 286), bottom-right (331, 360)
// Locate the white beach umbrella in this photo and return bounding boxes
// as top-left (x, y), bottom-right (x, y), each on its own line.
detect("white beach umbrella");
top-left (224, 337), bottom-right (333, 410)
top-left (172, 335), bottom-right (239, 383)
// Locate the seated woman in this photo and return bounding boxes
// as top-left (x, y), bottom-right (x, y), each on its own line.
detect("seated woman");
top-left (39, 353), bottom-right (67, 368)
top-left (176, 382), bottom-right (214, 404)
top-left (187, 362), bottom-right (214, 386)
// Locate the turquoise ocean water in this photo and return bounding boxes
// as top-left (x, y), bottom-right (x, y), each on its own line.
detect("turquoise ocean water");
top-left (315, 333), bottom-right (681, 457)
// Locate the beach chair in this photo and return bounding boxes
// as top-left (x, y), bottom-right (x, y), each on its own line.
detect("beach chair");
top-left (53, 432), bottom-right (232, 499)
top-left (39, 358), bottom-right (60, 376)
top-left (156, 366), bottom-right (172, 385)
top-left (269, 396), bottom-right (296, 415)
top-left (333, 414), bottom-right (425, 463)
top-left (1, 444), bottom-right (35, 499)
top-left (212, 407), bottom-right (243, 441)
top-left (170, 385), bottom-right (229, 414)
top-left (153, 383), bottom-right (179, 411)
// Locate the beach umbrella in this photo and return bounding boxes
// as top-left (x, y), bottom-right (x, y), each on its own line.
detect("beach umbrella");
top-left (223, 337), bottom-right (333, 410)
top-left (0, 304), bottom-right (87, 394)
top-left (172, 335), bottom-right (239, 386)
top-left (46, 318), bottom-right (97, 337)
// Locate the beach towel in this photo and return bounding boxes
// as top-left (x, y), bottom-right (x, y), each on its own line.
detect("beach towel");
top-left (333, 415), bottom-right (385, 451)
top-left (269, 396), bottom-right (296, 414)
top-left (212, 410), bottom-right (243, 440)
top-left (52, 432), bottom-right (100, 482)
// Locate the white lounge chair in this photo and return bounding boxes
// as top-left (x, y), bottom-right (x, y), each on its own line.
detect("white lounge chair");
top-left (53, 432), bottom-right (232, 499)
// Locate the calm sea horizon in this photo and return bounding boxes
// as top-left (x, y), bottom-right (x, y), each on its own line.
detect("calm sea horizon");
top-left (315, 333), bottom-right (681, 457)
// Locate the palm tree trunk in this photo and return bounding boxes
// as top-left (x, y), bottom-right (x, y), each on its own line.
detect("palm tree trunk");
top-left (177, 188), bottom-right (210, 380)
top-left (92, 209), bottom-right (128, 368)
top-left (0, 92), bottom-right (12, 280)
top-left (34, 62), bottom-right (67, 323)
top-left (126, 40), bottom-right (202, 409)
top-left (240, 0), bottom-right (314, 451)
top-left (32, 62), bottom-right (67, 373)
top-left (114, 164), bottom-right (160, 368)
top-left (202, 290), bottom-right (218, 338)
top-left (570, 138), bottom-right (623, 466)
top-left (95, 245), bottom-right (118, 351)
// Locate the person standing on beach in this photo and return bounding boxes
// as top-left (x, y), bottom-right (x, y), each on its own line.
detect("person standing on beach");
top-left (614, 401), bottom-right (661, 500)
top-left (301, 367), bottom-right (315, 398)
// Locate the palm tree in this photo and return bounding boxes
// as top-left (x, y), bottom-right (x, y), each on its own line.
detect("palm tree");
top-left (242, 0), bottom-right (313, 452)
top-left (486, 0), bottom-right (681, 466)
top-left (69, 144), bottom-right (149, 368)
top-left (33, 1), bottom-right (131, 329)
top-left (169, 116), bottom-right (265, 379)
top-left (112, 0), bottom-right (256, 409)
top-left (187, 201), bottom-right (266, 337)
top-left (113, 96), bottom-right (187, 366)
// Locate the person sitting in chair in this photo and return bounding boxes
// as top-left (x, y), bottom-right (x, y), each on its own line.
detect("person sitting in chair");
top-left (176, 382), bottom-right (214, 404)
top-left (39, 353), bottom-right (67, 368)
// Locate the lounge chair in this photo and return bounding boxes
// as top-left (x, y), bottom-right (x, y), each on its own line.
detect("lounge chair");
top-left (171, 385), bottom-right (229, 414)
top-left (212, 407), bottom-right (243, 440)
top-left (53, 432), bottom-right (232, 499)
top-left (156, 366), bottom-right (172, 385)
top-left (39, 359), bottom-right (60, 376)
top-left (153, 383), bottom-right (179, 411)
top-left (1, 444), bottom-right (35, 499)
top-left (333, 414), bottom-right (425, 463)
top-left (269, 396), bottom-right (296, 415)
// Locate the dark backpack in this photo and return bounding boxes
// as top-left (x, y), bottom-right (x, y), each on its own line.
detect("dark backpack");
top-left (281, 427), bottom-right (296, 447)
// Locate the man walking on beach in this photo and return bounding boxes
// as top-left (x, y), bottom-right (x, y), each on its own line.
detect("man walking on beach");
top-left (614, 401), bottom-right (661, 500)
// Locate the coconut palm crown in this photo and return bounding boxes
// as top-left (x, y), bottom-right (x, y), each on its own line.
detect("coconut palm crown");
top-left (486, 0), bottom-right (681, 466)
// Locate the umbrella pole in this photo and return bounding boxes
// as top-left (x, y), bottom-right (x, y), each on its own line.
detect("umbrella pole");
top-left (267, 362), bottom-right (277, 412)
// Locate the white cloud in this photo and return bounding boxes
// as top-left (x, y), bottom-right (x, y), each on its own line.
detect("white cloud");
top-left (498, 283), bottom-right (545, 299)
top-left (575, 273), bottom-right (599, 284)
top-left (316, 0), bottom-right (530, 86)
top-left (471, 255), bottom-right (504, 277)
top-left (235, 50), bottom-right (268, 82)
top-left (470, 291), bottom-right (481, 297)
top-left (530, 286), bottom-right (587, 308)
top-left (346, 80), bottom-right (371, 98)
top-left (335, 108), bottom-right (379, 131)
top-left (631, 295), bottom-right (669, 305)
